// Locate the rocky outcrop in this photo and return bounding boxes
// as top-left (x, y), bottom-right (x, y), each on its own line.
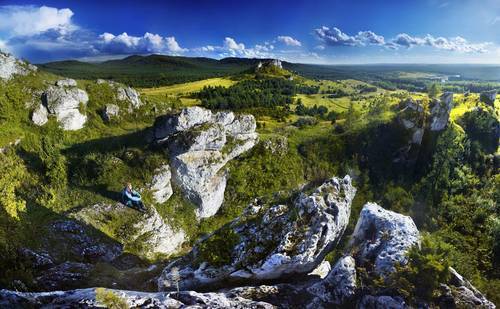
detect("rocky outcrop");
top-left (97, 79), bottom-right (142, 110)
top-left (480, 90), bottom-right (497, 107)
top-left (348, 203), bottom-right (420, 275)
top-left (150, 164), bottom-right (173, 204)
top-left (153, 107), bottom-right (258, 218)
top-left (72, 203), bottom-right (185, 258)
top-left (158, 176), bottom-right (356, 291)
top-left (101, 103), bottom-right (120, 122)
top-left (42, 79), bottom-right (89, 130)
top-left (0, 51), bottom-right (36, 80)
top-left (359, 295), bottom-right (408, 309)
top-left (429, 92), bottom-right (453, 131)
top-left (0, 288), bottom-right (274, 308)
top-left (31, 103), bottom-right (48, 126)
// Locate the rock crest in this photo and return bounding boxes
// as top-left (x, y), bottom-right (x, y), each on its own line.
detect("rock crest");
top-left (0, 51), bottom-right (37, 80)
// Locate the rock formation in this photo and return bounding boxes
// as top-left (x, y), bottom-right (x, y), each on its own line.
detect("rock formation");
top-left (150, 164), bottom-right (174, 204)
top-left (429, 92), bottom-right (454, 131)
top-left (348, 202), bottom-right (420, 275)
top-left (480, 90), bottom-right (497, 107)
top-left (97, 79), bottom-right (142, 110)
top-left (72, 203), bottom-right (185, 258)
top-left (158, 176), bottom-right (356, 291)
top-left (31, 103), bottom-right (49, 126)
top-left (152, 107), bottom-right (258, 218)
top-left (0, 51), bottom-right (37, 80)
top-left (41, 79), bottom-right (89, 130)
top-left (101, 104), bottom-right (120, 122)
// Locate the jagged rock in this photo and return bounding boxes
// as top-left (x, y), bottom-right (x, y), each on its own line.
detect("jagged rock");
top-left (153, 107), bottom-right (258, 218)
top-left (43, 81), bottom-right (89, 130)
top-left (0, 51), bottom-right (36, 80)
top-left (306, 255), bottom-right (357, 307)
top-left (18, 248), bottom-right (54, 270)
top-left (150, 164), bottom-right (173, 204)
top-left (440, 267), bottom-right (496, 308)
top-left (73, 203), bottom-right (185, 258)
top-left (34, 262), bottom-right (93, 290)
top-left (429, 92), bottom-right (453, 131)
top-left (0, 288), bottom-right (274, 308)
top-left (117, 85), bottom-right (142, 109)
top-left (31, 104), bottom-right (48, 126)
top-left (348, 203), bottom-right (419, 275)
top-left (101, 103), bottom-right (120, 122)
top-left (480, 90), bottom-right (497, 107)
top-left (308, 261), bottom-right (331, 279)
top-left (358, 295), bottom-right (408, 309)
top-left (158, 175), bottom-right (356, 291)
top-left (55, 78), bottom-right (77, 87)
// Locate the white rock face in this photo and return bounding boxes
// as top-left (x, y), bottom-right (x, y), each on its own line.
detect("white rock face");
top-left (158, 175), bottom-right (356, 291)
top-left (349, 202), bottom-right (420, 275)
top-left (73, 203), bottom-right (185, 258)
top-left (308, 260), bottom-right (331, 279)
top-left (306, 255), bottom-right (357, 307)
top-left (55, 78), bottom-right (77, 87)
top-left (444, 267), bottom-right (496, 309)
top-left (101, 103), bottom-right (120, 122)
top-left (43, 81), bottom-right (89, 130)
top-left (31, 104), bottom-right (49, 126)
top-left (117, 85), bottom-right (142, 109)
top-left (429, 92), bottom-right (453, 131)
top-left (0, 288), bottom-right (274, 308)
top-left (150, 164), bottom-right (173, 204)
top-left (0, 51), bottom-right (36, 80)
top-left (153, 107), bottom-right (258, 218)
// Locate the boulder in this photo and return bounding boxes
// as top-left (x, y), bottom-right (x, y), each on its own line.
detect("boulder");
top-left (153, 107), bottom-right (258, 218)
top-left (31, 104), bottom-right (48, 126)
top-left (429, 92), bottom-right (453, 131)
top-left (0, 288), bottom-right (274, 308)
top-left (55, 78), bottom-right (77, 87)
top-left (43, 81), bottom-right (89, 130)
top-left (0, 51), bottom-right (36, 80)
top-left (72, 203), bottom-right (185, 258)
top-left (117, 85), bottom-right (142, 109)
top-left (158, 175), bottom-right (356, 291)
top-left (101, 103), bottom-right (120, 122)
top-left (348, 203), bottom-right (420, 275)
top-left (480, 90), bottom-right (497, 107)
top-left (150, 164), bottom-right (173, 204)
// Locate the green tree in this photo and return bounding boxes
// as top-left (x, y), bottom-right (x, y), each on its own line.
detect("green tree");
top-left (427, 83), bottom-right (441, 98)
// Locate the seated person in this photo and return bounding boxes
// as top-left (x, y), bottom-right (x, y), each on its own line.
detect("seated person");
top-left (122, 182), bottom-right (145, 211)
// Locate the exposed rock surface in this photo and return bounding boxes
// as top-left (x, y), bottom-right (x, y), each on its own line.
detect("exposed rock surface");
top-left (73, 203), bottom-right (185, 258)
top-left (34, 262), bottom-right (93, 291)
top-left (480, 90), bottom-right (497, 107)
top-left (0, 288), bottom-right (274, 308)
top-left (0, 51), bottom-right (36, 80)
top-left (150, 164), bottom-right (174, 204)
top-left (97, 79), bottom-right (143, 110)
top-left (43, 79), bottom-right (89, 130)
top-left (348, 203), bottom-right (420, 275)
top-left (358, 295), bottom-right (408, 309)
top-left (31, 103), bottom-right (48, 126)
top-left (429, 92), bottom-right (454, 131)
top-left (158, 175), bottom-right (356, 291)
top-left (153, 107), bottom-right (258, 218)
top-left (101, 103), bottom-right (120, 122)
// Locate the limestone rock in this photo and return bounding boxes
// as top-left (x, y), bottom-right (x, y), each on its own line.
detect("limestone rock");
top-left (34, 262), bottom-right (93, 291)
top-left (442, 267), bottom-right (496, 309)
top-left (55, 78), bottom-right (77, 87)
top-left (117, 85), bottom-right (142, 109)
top-left (73, 203), bottom-right (185, 258)
top-left (158, 175), bottom-right (356, 291)
top-left (359, 295), bottom-right (408, 309)
top-left (31, 104), bottom-right (48, 126)
top-left (43, 81), bottom-right (89, 130)
top-left (306, 255), bottom-right (357, 307)
top-left (480, 90), bottom-right (497, 107)
top-left (308, 260), bottom-right (331, 279)
top-left (0, 51), bottom-right (36, 80)
top-left (150, 164), bottom-right (174, 204)
top-left (429, 92), bottom-right (453, 131)
top-left (18, 248), bottom-right (54, 270)
top-left (153, 107), bottom-right (258, 218)
top-left (101, 103), bottom-right (120, 122)
top-left (348, 203), bottom-right (420, 275)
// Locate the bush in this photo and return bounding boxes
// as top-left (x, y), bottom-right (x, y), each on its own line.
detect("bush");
top-left (95, 288), bottom-right (129, 309)
top-left (197, 227), bottom-right (240, 267)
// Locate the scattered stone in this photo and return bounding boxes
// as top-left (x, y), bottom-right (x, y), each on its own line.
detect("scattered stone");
top-left (117, 85), bottom-right (142, 109)
top-left (150, 164), bottom-right (173, 204)
top-left (158, 175), bottom-right (356, 291)
top-left (348, 203), bottom-right (420, 275)
top-left (31, 103), bottom-right (49, 126)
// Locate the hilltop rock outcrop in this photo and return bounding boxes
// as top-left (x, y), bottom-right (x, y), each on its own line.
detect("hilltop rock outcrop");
top-left (429, 92), bottom-right (454, 131)
top-left (152, 107), bottom-right (258, 218)
top-left (97, 79), bottom-right (142, 110)
top-left (42, 79), bottom-right (89, 130)
top-left (349, 202), bottom-right (420, 275)
top-left (0, 51), bottom-right (36, 80)
top-left (158, 175), bottom-right (356, 291)
top-left (73, 203), bottom-right (185, 258)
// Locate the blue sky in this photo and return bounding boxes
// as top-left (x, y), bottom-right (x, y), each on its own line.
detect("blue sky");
top-left (0, 0), bottom-right (499, 63)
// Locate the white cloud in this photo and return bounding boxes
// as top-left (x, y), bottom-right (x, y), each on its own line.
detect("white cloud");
top-left (224, 37), bottom-right (245, 51)
top-left (315, 26), bottom-right (360, 46)
top-left (491, 16), bottom-right (500, 25)
top-left (96, 32), bottom-right (187, 54)
top-left (277, 35), bottom-right (302, 46)
top-left (165, 36), bottom-right (186, 52)
top-left (0, 5), bottom-right (75, 37)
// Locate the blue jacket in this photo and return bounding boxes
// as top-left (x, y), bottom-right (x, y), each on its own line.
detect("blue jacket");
top-left (123, 188), bottom-right (141, 202)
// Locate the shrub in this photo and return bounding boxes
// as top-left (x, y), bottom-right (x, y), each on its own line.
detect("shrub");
top-left (197, 227), bottom-right (240, 267)
top-left (95, 288), bottom-right (129, 309)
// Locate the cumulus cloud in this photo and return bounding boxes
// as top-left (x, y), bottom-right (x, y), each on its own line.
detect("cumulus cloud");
top-left (277, 35), bottom-right (302, 46)
top-left (97, 32), bottom-right (186, 54)
top-left (0, 5), bottom-right (75, 37)
top-left (196, 37), bottom-right (276, 58)
top-left (223, 37), bottom-right (245, 51)
top-left (315, 25), bottom-right (491, 53)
